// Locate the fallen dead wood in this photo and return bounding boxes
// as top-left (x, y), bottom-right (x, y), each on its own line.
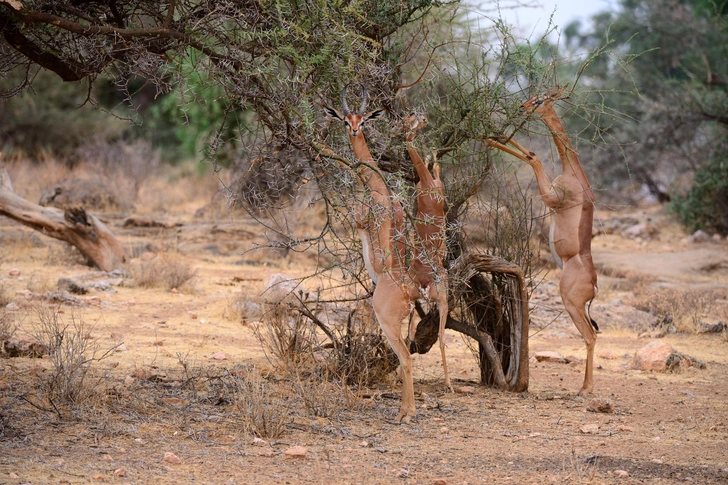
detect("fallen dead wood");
top-left (0, 166), bottom-right (127, 271)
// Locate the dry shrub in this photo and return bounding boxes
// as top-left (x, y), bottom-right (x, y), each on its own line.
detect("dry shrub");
top-left (0, 310), bottom-right (17, 350)
top-left (129, 253), bottom-right (197, 290)
top-left (255, 298), bottom-right (397, 387)
top-left (230, 366), bottom-right (289, 439)
top-left (254, 302), bottom-right (320, 370)
top-left (634, 288), bottom-right (726, 333)
top-left (324, 307), bottom-right (398, 387)
top-left (0, 282), bottom-right (11, 308)
top-left (28, 305), bottom-right (116, 403)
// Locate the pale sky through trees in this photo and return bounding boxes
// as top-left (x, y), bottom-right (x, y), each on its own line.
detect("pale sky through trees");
top-left (474, 0), bottom-right (617, 39)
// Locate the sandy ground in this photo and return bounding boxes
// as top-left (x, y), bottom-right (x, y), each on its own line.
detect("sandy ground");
top-left (1, 179), bottom-right (727, 484)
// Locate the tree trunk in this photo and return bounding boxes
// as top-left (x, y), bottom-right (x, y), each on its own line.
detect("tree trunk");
top-left (0, 167), bottom-right (127, 272)
top-left (412, 252), bottom-right (530, 392)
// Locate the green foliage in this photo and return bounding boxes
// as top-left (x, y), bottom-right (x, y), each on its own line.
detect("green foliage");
top-left (670, 149), bottom-right (728, 235)
top-left (557, 0), bottom-right (728, 205)
top-left (144, 52), bottom-right (249, 165)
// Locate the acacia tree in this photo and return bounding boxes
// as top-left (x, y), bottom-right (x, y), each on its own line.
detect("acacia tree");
top-left (0, 0), bottom-right (575, 390)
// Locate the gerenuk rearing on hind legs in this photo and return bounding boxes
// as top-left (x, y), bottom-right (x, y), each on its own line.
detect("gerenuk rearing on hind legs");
top-left (485, 86), bottom-right (599, 396)
top-left (402, 113), bottom-right (452, 393)
top-left (323, 85), bottom-right (419, 423)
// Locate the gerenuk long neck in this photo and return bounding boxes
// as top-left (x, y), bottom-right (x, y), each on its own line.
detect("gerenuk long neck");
top-left (539, 108), bottom-right (591, 194)
top-left (406, 133), bottom-right (431, 185)
top-left (348, 131), bottom-right (405, 271)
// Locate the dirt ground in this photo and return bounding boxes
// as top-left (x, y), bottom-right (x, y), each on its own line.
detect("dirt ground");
top-left (1, 169), bottom-right (728, 485)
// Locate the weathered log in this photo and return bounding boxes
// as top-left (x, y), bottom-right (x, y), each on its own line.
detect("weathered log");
top-left (412, 253), bottom-right (529, 392)
top-left (0, 166), bottom-right (127, 271)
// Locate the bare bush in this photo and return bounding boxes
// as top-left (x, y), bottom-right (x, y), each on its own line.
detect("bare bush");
top-left (0, 281), bottom-right (11, 308)
top-left (29, 305), bottom-right (115, 403)
top-left (128, 254), bottom-right (197, 290)
top-left (230, 366), bottom-right (289, 439)
top-left (0, 310), bottom-right (17, 352)
top-left (292, 372), bottom-right (351, 418)
top-left (635, 288), bottom-right (726, 333)
top-left (74, 138), bottom-right (159, 195)
top-left (254, 302), bottom-right (320, 371)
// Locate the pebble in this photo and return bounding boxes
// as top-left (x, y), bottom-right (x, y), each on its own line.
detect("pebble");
top-left (163, 452), bottom-right (181, 464)
top-left (587, 398), bottom-right (614, 414)
top-left (580, 423), bottom-right (600, 434)
top-left (8, 268), bottom-right (20, 276)
top-left (613, 470), bottom-right (629, 478)
top-left (455, 386), bottom-right (476, 394)
top-left (114, 467), bottom-right (127, 477)
top-left (211, 352), bottom-right (227, 360)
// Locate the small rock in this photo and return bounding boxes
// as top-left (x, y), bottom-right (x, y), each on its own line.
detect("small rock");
top-left (433, 479), bottom-right (448, 485)
top-left (103, 454), bottom-right (114, 462)
top-left (284, 446), bottom-right (307, 459)
top-left (622, 222), bottom-right (658, 240)
top-left (440, 426), bottom-right (450, 434)
top-left (613, 470), bottom-right (629, 478)
top-left (687, 230), bottom-right (711, 243)
top-left (3, 338), bottom-right (45, 358)
top-left (618, 425), bottom-right (634, 432)
top-left (597, 349), bottom-right (617, 360)
top-left (252, 437), bottom-right (268, 446)
top-left (455, 386), bottom-right (476, 394)
top-left (114, 467), bottom-right (127, 477)
top-left (163, 452), bottom-right (181, 464)
top-left (587, 398), bottom-right (614, 414)
top-left (187, 311), bottom-right (198, 319)
top-left (631, 341), bottom-right (705, 372)
top-left (92, 474), bottom-right (105, 481)
top-left (9, 473), bottom-right (19, 479)
top-left (5, 302), bottom-right (19, 311)
top-left (57, 277), bottom-right (88, 295)
top-left (8, 268), bottom-right (20, 276)
top-left (534, 351), bottom-right (567, 363)
top-left (211, 352), bottom-right (227, 360)
top-left (263, 274), bottom-right (315, 305)
top-left (697, 322), bottom-right (725, 334)
top-left (396, 468), bottom-right (410, 478)
top-left (580, 423), bottom-right (600, 434)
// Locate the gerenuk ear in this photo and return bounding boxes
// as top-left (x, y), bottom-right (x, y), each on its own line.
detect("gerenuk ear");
top-left (323, 106), bottom-right (345, 121)
top-left (364, 108), bottom-right (386, 121)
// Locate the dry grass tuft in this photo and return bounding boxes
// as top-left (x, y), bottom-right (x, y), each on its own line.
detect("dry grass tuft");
top-left (28, 304), bottom-right (117, 404)
top-left (0, 309), bottom-right (17, 350)
top-left (229, 365), bottom-right (290, 439)
top-left (254, 302), bottom-right (320, 370)
top-left (632, 287), bottom-right (727, 333)
top-left (0, 281), bottom-right (11, 308)
top-left (128, 253), bottom-right (197, 290)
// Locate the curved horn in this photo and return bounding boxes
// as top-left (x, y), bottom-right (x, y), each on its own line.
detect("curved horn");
top-left (341, 85), bottom-right (351, 115)
top-left (359, 85), bottom-right (368, 113)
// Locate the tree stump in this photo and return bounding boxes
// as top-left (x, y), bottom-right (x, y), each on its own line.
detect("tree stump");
top-left (412, 253), bottom-right (529, 392)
